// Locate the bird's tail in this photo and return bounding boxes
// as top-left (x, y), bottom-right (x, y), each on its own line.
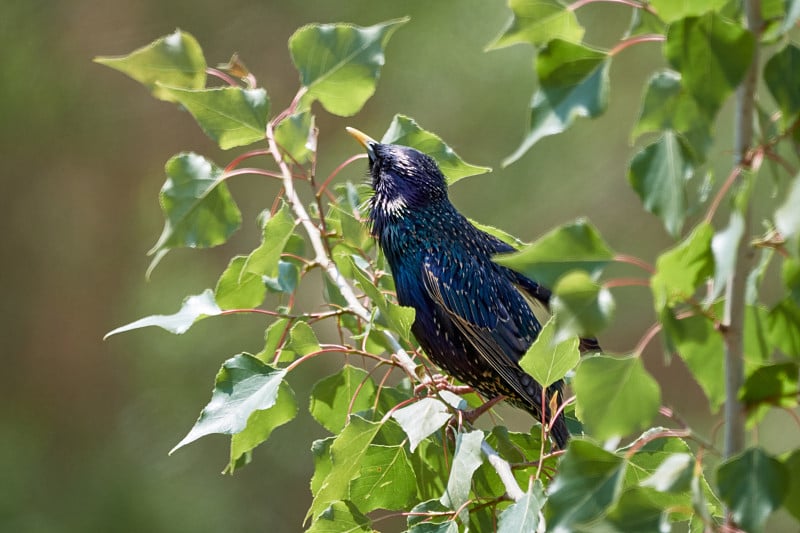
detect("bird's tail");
top-left (549, 411), bottom-right (570, 450)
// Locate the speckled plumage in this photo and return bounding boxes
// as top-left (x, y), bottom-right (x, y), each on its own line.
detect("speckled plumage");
top-left (350, 131), bottom-right (592, 449)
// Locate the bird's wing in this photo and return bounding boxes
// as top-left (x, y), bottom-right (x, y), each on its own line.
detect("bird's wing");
top-left (421, 257), bottom-right (543, 406)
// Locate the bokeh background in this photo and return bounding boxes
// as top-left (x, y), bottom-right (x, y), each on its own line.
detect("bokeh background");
top-left (3, 1), bottom-right (796, 531)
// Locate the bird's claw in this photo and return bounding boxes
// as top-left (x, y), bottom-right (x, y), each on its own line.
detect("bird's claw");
top-left (414, 374), bottom-right (474, 396)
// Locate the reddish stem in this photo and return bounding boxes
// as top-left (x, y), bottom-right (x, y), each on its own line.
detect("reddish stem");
top-left (614, 254), bottom-right (655, 274)
top-left (603, 277), bottom-right (650, 289)
top-left (609, 34), bottom-right (665, 56)
top-left (206, 67), bottom-right (240, 87)
top-left (318, 154), bottom-right (368, 199)
top-left (224, 149), bottom-right (270, 173)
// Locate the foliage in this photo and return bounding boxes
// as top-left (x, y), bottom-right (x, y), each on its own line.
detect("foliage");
top-left (99, 2), bottom-right (800, 530)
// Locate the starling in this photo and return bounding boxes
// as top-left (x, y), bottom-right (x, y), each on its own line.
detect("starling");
top-left (347, 128), bottom-right (597, 449)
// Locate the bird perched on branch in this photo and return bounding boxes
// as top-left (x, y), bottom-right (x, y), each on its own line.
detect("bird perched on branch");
top-left (347, 128), bottom-right (599, 449)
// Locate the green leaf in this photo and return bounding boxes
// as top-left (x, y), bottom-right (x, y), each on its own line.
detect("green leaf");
top-left (784, 258), bottom-right (800, 305)
top-left (710, 211), bottom-right (745, 301)
top-left (780, 0), bottom-right (800, 34)
top-left (226, 381), bottom-right (297, 473)
top-left (648, 0), bottom-right (728, 22)
top-left (349, 444), bottom-right (416, 512)
top-left (717, 448), bottom-right (789, 533)
top-left (310, 365), bottom-right (377, 434)
top-left (551, 270), bottom-right (615, 342)
top-left (407, 500), bottom-right (458, 533)
top-left (148, 153), bottom-right (242, 273)
top-left (307, 501), bottom-right (371, 533)
top-left (650, 222), bottom-right (714, 312)
top-left (95, 30), bottom-right (206, 101)
top-left (640, 453), bottom-right (694, 493)
top-left (289, 18), bottom-right (408, 117)
top-left (783, 449), bottom-right (800, 521)
top-left (243, 204), bottom-right (296, 279)
top-left (104, 289), bottom-right (220, 338)
top-left (764, 44), bottom-right (800, 128)
top-left (665, 13), bottom-right (754, 113)
top-left (392, 397), bottom-right (452, 452)
top-left (254, 318), bottom-right (290, 363)
top-left (775, 173), bottom-right (800, 256)
top-left (440, 430), bottom-right (485, 515)
top-left (519, 317), bottom-right (580, 388)
top-left (171, 354), bottom-right (287, 453)
top-left (309, 416), bottom-right (382, 519)
top-left (488, 0), bottom-right (584, 49)
top-left (505, 40), bottom-right (609, 165)
top-left (157, 86), bottom-right (269, 149)
top-left (661, 313), bottom-right (725, 412)
top-left (275, 110), bottom-right (314, 164)
top-left (607, 487), bottom-right (670, 533)
top-left (574, 355), bottom-right (661, 440)
top-left (311, 437), bottom-right (335, 497)
top-left (632, 70), bottom-right (713, 161)
top-left (381, 114), bottom-right (491, 184)
top-left (263, 260), bottom-right (300, 294)
top-left (740, 362), bottom-right (799, 410)
top-left (626, 7), bottom-right (666, 37)
top-left (497, 482), bottom-right (545, 533)
top-left (545, 439), bottom-right (626, 530)
top-left (494, 218), bottom-right (614, 288)
top-left (767, 298), bottom-right (800, 357)
top-left (471, 219), bottom-right (526, 249)
top-left (628, 131), bottom-right (696, 237)
top-left (286, 321), bottom-right (321, 357)
top-left (214, 256), bottom-right (266, 310)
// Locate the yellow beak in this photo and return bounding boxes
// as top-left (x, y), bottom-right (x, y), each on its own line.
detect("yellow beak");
top-left (345, 127), bottom-right (377, 158)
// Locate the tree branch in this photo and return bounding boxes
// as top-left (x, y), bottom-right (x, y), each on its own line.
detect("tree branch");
top-left (723, 0), bottom-right (760, 461)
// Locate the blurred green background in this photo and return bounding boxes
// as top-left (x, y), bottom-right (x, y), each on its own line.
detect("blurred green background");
top-left (3, 0), bottom-right (796, 531)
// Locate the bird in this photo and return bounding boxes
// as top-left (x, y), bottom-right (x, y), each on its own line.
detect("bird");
top-left (346, 127), bottom-right (599, 449)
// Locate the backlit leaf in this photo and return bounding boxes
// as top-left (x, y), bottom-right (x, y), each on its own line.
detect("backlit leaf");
top-left (307, 501), bottom-right (371, 533)
top-left (171, 354), bottom-right (286, 453)
top-left (519, 317), bottom-right (580, 388)
top-left (632, 70), bottom-right (713, 161)
top-left (740, 362), bottom-right (799, 410)
top-left (105, 289), bottom-right (220, 338)
top-left (289, 19), bottom-right (408, 116)
top-left (764, 44), bottom-right (800, 128)
top-left (607, 487), bottom-right (671, 533)
top-left (767, 298), bottom-right (800, 357)
top-left (497, 481), bottom-right (545, 533)
top-left (650, 222), bottom-right (714, 312)
top-left (95, 30), bottom-right (206, 101)
top-left (488, 0), bottom-right (584, 49)
top-left (775, 173), bottom-right (800, 256)
top-left (148, 153), bottom-right (242, 273)
top-left (505, 40), bottom-right (609, 165)
top-left (309, 416), bottom-right (382, 519)
top-left (649, 0), bottom-right (728, 23)
top-left (381, 114), bottom-right (491, 184)
top-left (310, 365), bottom-right (377, 434)
top-left (226, 381), bottom-right (297, 473)
top-left (545, 439), bottom-right (626, 530)
top-left (628, 131), bottom-right (696, 237)
top-left (214, 256), bottom-right (266, 310)
top-left (665, 13), bottom-right (754, 114)
top-left (717, 448), bottom-right (789, 533)
top-left (574, 355), bottom-right (661, 440)
top-left (495, 218), bottom-right (614, 288)
top-left (157, 86), bottom-right (269, 149)
top-left (349, 444), bottom-right (416, 512)
top-left (551, 270), bottom-right (615, 342)
top-left (243, 204), bottom-right (296, 279)
top-left (783, 450), bottom-right (800, 521)
top-left (275, 110), bottom-right (314, 164)
top-left (661, 313), bottom-right (725, 412)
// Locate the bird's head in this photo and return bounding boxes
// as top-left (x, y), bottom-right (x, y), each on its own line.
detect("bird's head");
top-left (346, 127), bottom-right (449, 220)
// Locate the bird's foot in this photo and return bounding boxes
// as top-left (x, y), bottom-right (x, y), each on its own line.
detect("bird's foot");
top-left (414, 374), bottom-right (474, 396)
